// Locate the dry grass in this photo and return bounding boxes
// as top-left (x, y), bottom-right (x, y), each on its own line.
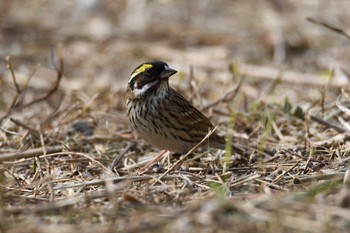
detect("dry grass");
top-left (1, 1), bottom-right (350, 232)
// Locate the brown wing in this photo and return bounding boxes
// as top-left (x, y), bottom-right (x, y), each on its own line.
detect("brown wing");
top-left (159, 88), bottom-right (242, 154)
top-left (159, 88), bottom-right (216, 142)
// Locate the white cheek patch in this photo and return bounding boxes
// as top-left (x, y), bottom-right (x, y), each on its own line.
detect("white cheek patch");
top-left (133, 80), bottom-right (158, 96)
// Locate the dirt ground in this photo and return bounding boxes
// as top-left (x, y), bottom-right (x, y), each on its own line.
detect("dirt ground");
top-left (1, 1), bottom-right (350, 232)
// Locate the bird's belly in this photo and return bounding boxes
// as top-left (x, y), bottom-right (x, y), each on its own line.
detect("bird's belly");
top-left (136, 126), bottom-right (192, 154)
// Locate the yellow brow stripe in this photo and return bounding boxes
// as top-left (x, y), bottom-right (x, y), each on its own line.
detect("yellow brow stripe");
top-left (129, 64), bottom-right (153, 81)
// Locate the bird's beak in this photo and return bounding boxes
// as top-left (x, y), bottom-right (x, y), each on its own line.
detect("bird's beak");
top-left (160, 66), bottom-right (177, 79)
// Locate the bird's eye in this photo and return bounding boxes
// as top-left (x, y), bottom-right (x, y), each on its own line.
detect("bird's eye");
top-left (144, 68), bottom-right (151, 75)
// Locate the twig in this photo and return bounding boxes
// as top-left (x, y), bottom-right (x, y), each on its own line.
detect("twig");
top-left (273, 161), bottom-right (300, 183)
top-left (259, 69), bottom-right (283, 100)
top-left (3, 191), bottom-right (108, 215)
top-left (49, 151), bottom-right (111, 173)
top-left (110, 142), bottom-right (136, 172)
top-left (229, 173), bottom-right (261, 188)
top-left (337, 116), bottom-right (350, 133)
top-left (307, 17), bottom-right (350, 40)
top-left (0, 48), bottom-right (62, 123)
top-left (6, 56), bottom-right (21, 92)
top-left (291, 172), bottom-right (346, 184)
top-left (201, 78), bottom-right (244, 111)
top-left (188, 65), bottom-right (197, 103)
top-left (39, 92), bottom-right (65, 130)
top-left (54, 175), bottom-right (160, 190)
top-left (310, 133), bottom-right (350, 146)
top-left (0, 145), bottom-right (64, 162)
top-left (336, 89), bottom-right (350, 116)
top-left (17, 45), bottom-right (64, 110)
top-left (0, 57), bottom-right (23, 123)
top-left (254, 178), bottom-right (288, 191)
top-left (309, 114), bottom-right (348, 133)
top-left (10, 118), bottom-right (40, 136)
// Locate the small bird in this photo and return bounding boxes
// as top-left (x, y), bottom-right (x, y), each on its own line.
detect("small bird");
top-left (126, 61), bottom-right (241, 155)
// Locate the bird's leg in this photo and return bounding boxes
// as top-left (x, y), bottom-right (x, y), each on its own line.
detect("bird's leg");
top-left (139, 150), bottom-right (168, 173)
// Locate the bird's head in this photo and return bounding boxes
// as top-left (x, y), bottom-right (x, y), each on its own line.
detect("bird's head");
top-left (127, 61), bottom-right (177, 97)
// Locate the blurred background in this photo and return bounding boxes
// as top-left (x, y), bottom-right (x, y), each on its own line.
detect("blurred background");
top-left (0, 0), bottom-right (350, 128)
top-left (1, 0), bottom-right (349, 89)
